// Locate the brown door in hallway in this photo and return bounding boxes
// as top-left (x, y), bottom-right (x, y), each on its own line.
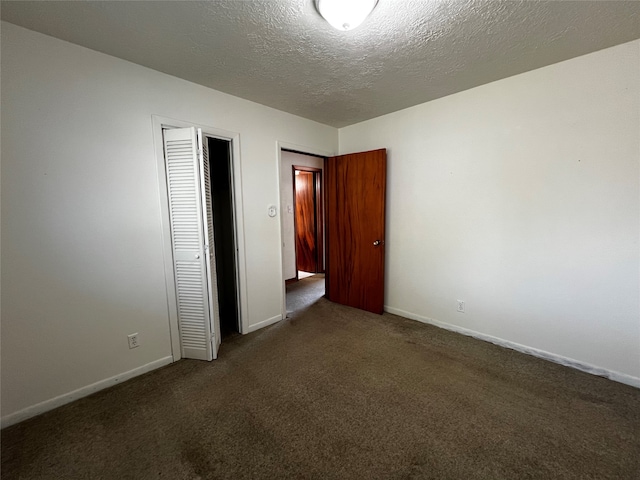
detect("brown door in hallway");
top-left (325, 149), bottom-right (386, 314)
top-left (294, 167), bottom-right (323, 273)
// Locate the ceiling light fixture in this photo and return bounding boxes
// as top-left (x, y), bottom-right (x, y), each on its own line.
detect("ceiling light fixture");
top-left (315, 0), bottom-right (378, 31)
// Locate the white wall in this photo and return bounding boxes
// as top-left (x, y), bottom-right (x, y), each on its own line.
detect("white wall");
top-left (0, 22), bottom-right (338, 423)
top-left (340, 40), bottom-right (640, 383)
top-left (279, 151), bottom-right (325, 280)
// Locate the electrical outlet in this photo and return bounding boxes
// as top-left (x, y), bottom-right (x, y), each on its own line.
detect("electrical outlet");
top-left (457, 300), bottom-right (465, 313)
top-left (128, 333), bottom-right (140, 349)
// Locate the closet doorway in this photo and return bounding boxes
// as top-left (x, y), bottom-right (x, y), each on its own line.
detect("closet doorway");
top-left (154, 116), bottom-right (247, 362)
top-left (207, 137), bottom-right (240, 340)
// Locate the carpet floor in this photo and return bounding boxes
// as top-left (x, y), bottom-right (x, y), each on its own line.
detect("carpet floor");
top-left (286, 274), bottom-right (325, 314)
top-left (2, 293), bottom-right (639, 479)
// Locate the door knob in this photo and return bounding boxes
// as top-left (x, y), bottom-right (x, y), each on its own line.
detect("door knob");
top-left (373, 240), bottom-right (383, 246)
top-left (195, 254), bottom-right (200, 259)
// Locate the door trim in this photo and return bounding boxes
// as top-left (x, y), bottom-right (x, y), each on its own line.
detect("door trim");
top-left (292, 165), bottom-right (323, 275)
top-left (153, 115), bottom-right (248, 361)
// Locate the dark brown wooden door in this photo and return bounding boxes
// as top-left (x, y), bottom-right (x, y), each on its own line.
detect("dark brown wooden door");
top-left (295, 171), bottom-right (317, 273)
top-left (325, 149), bottom-right (386, 314)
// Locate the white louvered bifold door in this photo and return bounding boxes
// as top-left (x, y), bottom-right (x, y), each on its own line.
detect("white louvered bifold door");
top-left (163, 127), bottom-right (219, 361)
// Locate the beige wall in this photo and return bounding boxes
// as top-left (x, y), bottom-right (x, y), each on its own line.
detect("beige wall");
top-left (0, 23), bottom-right (338, 423)
top-left (340, 39), bottom-right (640, 383)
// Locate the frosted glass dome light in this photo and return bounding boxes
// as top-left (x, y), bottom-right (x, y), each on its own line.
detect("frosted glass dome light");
top-left (315, 0), bottom-right (379, 31)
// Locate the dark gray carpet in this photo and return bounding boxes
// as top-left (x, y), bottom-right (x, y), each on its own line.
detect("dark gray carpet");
top-left (286, 273), bottom-right (325, 314)
top-left (2, 297), bottom-right (639, 479)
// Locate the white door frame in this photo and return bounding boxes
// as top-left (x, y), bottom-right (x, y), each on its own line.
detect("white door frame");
top-left (153, 115), bottom-right (248, 361)
top-left (275, 141), bottom-right (334, 321)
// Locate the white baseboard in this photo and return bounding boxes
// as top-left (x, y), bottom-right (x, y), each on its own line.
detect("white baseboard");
top-left (384, 306), bottom-right (640, 389)
top-left (245, 314), bottom-right (283, 334)
top-left (1, 356), bottom-right (174, 429)
top-left (5, 309), bottom-right (636, 429)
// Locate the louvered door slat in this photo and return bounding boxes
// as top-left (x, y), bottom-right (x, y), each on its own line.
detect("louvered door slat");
top-left (198, 129), bottom-right (222, 358)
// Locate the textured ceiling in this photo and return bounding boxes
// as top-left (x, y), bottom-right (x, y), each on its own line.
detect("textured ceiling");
top-left (2, 0), bottom-right (640, 128)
